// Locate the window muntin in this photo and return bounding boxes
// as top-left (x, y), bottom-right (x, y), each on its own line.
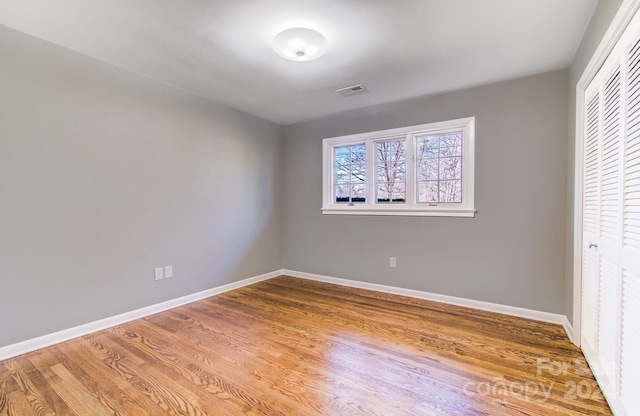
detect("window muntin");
top-left (322, 117), bottom-right (475, 217)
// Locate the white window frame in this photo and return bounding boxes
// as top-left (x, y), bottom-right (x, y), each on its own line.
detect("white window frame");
top-left (322, 117), bottom-right (476, 217)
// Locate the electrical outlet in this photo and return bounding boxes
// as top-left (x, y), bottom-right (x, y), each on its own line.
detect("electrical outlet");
top-left (154, 267), bottom-right (164, 281)
top-left (164, 266), bottom-right (173, 279)
top-left (389, 257), bottom-right (396, 268)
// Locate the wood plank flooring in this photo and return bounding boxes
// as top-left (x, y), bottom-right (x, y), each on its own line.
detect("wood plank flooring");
top-left (0, 276), bottom-right (612, 415)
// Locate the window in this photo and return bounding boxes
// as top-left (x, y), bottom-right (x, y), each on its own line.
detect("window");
top-left (322, 117), bottom-right (475, 217)
top-left (376, 139), bottom-right (406, 203)
top-left (334, 144), bottom-right (366, 203)
top-left (416, 132), bottom-right (462, 203)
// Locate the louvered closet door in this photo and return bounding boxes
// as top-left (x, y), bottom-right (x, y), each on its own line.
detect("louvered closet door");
top-left (621, 27), bottom-right (640, 413)
top-left (581, 8), bottom-right (640, 415)
top-left (581, 54), bottom-right (623, 399)
top-left (582, 82), bottom-right (601, 358)
top-left (598, 62), bottom-right (622, 395)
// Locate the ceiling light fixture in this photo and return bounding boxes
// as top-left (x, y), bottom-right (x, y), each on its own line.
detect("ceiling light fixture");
top-left (272, 27), bottom-right (328, 62)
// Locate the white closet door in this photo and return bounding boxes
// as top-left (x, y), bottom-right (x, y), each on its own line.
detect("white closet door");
top-left (621, 29), bottom-right (640, 412)
top-left (600, 61), bottom-right (622, 395)
top-left (582, 54), bottom-right (623, 399)
top-left (581, 8), bottom-right (640, 415)
top-left (582, 84), bottom-right (601, 357)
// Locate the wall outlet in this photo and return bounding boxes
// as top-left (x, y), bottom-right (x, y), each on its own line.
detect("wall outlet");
top-left (164, 266), bottom-right (173, 279)
top-left (154, 267), bottom-right (164, 281)
top-left (389, 257), bottom-right (396, 268)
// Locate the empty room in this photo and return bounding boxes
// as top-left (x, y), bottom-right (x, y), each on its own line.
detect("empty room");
top-left (1, 0), bottom-right (638, 415)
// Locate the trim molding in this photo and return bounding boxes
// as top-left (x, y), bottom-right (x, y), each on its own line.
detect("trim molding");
top-left (0, 270), bottom-right (283, 361)
top-left (562, 316), bottom-right (576, 345)
top-left (283, 270), bottom-right (567, 327)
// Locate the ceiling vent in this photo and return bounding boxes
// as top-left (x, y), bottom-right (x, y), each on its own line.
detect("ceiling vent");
top-left (336, 84), bottom-right (367, 97)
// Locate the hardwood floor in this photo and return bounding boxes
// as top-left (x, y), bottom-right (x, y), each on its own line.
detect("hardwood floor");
top-left (0, 276), bottom-right (612, 415)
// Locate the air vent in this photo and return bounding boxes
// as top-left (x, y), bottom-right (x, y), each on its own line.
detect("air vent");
top-left (336, 84), bottom-right (368, 97)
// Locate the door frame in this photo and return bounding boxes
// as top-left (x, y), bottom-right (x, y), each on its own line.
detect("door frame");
top-left (573, 0), bottom-right (640, 347)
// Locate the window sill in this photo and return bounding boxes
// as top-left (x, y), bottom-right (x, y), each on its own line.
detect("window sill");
top-left (321, 206), bottom-right (476, 218)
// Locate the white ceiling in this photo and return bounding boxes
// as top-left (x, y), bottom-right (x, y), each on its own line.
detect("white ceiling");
top-left (0, 0), bottom-right (598, 125)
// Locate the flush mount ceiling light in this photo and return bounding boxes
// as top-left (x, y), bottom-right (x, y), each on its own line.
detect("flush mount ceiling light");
top-left (272, 27), bottom-right (328, 62)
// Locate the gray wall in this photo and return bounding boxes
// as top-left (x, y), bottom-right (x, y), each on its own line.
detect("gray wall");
top-left (0, 26), bottom-right (283, 347)
top-left (565, 0), bottom-right (622, 323)
top-left (282, 70), bottom-right (569, 314)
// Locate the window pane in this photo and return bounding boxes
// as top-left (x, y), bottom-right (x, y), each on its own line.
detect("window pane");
top-left (418, 159), bottom-right (438, 181)
top-left (439, 133), bottom-right (462, 151)
top-left (439, 180), bottom-right (462, 202)
top-left (392, 182), bottom-right (406, 202)
top-left (393, 163), bottom-right (406, 181)
top-left (352, 184), bottom-right (366, 203)
top-left (440, 145), bottom-right (462, 157)
top-left (335, 166), bottom-right (350, 184)
top-left (376, 142), bottom-right (388, 160)
top-left (376, 186), bottom-right (390, 202)
top-left (335, 146), bottom-right (350, 165)
top-left (335, 185), bottom-right (350, 203)
top-left (377, 164), bottom-right (387, 182)
top-left (417, 182), bottom-right (439, 203)
top-left (439, 157), bottom-right (461, 180)
top-left (351, 164), bottom-right (366, 183)
top-left (351, 145), bottom-right (366, 163)
top-left (417, 137), bottom-right (439, 159)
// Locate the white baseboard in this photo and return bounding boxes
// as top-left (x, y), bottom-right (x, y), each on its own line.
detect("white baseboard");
top-left (1, 268), bottom-right (574, 362)
top-left (562, 317), bottom-right (577, 346)
top-left (0, 270), bottom-right (283, 361)
top-left (283, 269), bottom-right (568, 327)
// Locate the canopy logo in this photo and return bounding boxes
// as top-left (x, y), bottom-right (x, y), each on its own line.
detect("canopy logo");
top-left (462, 357), bottom-right (605, 405)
